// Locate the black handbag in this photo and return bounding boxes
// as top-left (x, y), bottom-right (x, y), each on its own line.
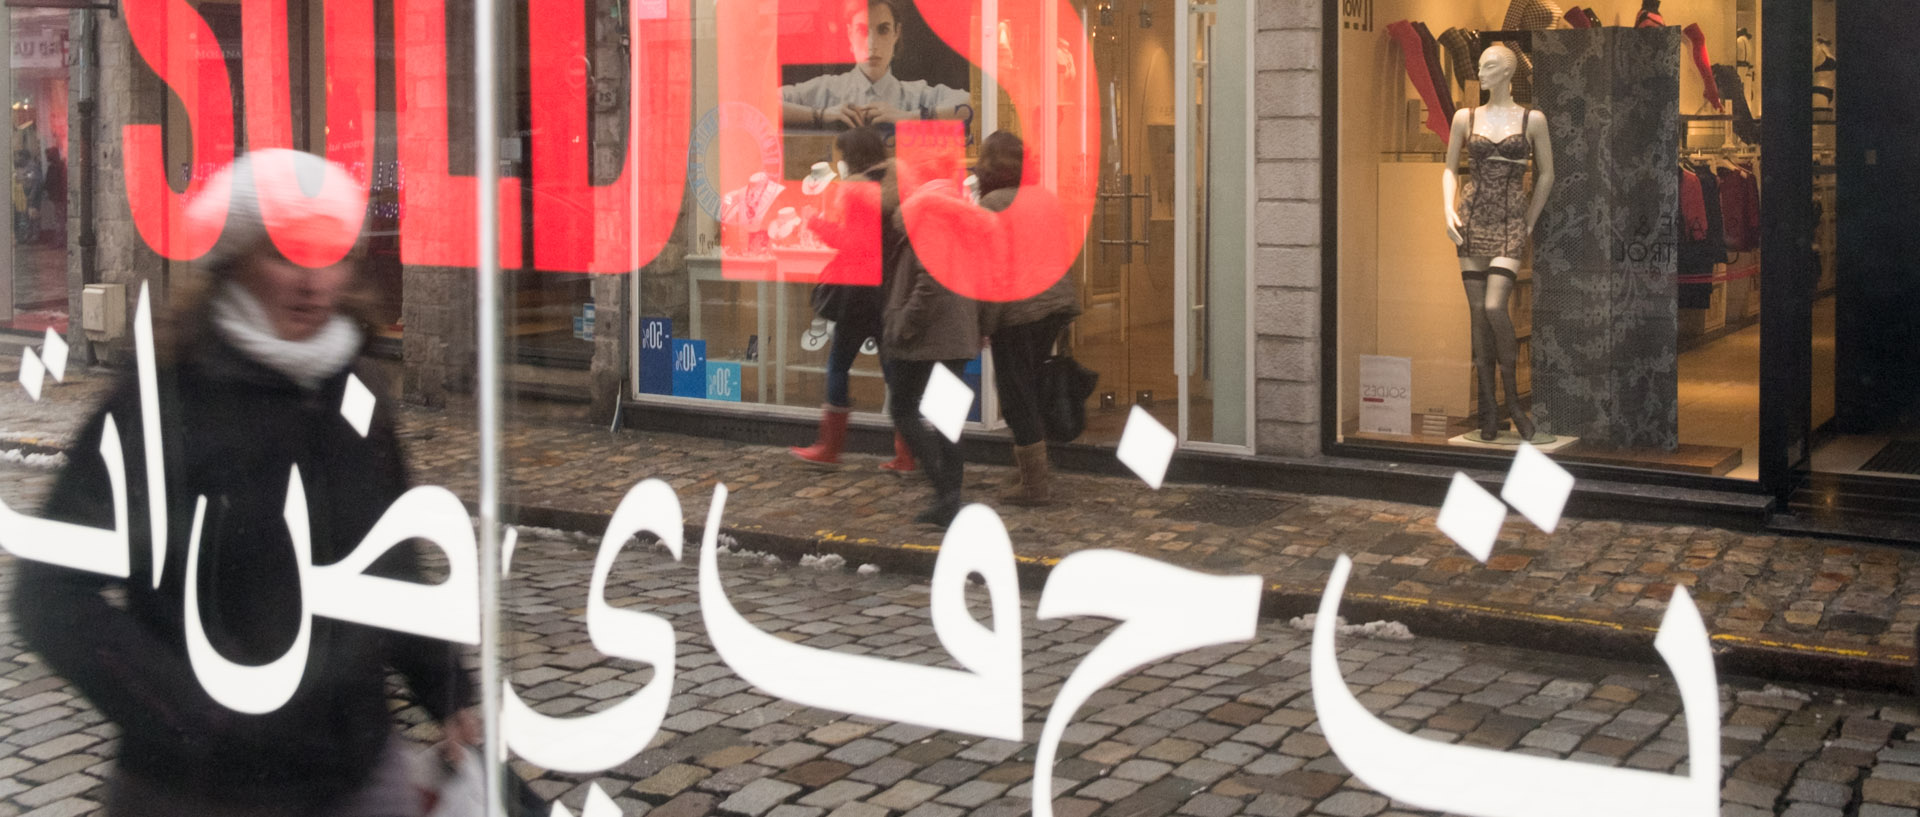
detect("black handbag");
top-left (1039, 352), bottom-right (1099, 444)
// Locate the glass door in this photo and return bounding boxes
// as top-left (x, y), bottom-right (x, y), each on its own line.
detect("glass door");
top-left (1070, 0), bottom-right (1179, 443)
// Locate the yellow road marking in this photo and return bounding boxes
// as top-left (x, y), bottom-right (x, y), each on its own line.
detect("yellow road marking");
top-left (796, 529), bottom-right (1910, 663)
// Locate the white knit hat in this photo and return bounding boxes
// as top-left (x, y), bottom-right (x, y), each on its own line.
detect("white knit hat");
top-left (186, 148), bottom-right (368, 273)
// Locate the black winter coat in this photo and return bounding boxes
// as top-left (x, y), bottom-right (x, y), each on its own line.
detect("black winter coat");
top-left (11, 337), bottom-right (470, 808)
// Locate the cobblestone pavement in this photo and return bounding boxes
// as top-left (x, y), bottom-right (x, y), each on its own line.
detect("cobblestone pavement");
top-left (2, 360), bottom-right (1918, 674)
top-left (6, 518), bottom-right (1920, 817)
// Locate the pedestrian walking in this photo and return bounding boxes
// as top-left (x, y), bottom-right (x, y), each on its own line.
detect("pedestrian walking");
top-left (791, 127), bottom-right (913, 470)
top-left (11, 149), bottom-right (477, 817)
top-left (883, 164), bottom-right (984, 527)
top-left (975, 132), bottom-right (1080, 505)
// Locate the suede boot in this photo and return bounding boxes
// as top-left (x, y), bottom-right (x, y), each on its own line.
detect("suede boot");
top-left (790, 405), bottom-right (852, 464)
top-left (1000, 443), bottom-right (1053, 506)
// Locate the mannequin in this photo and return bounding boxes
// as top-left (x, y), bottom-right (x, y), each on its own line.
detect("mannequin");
top-left (1813, 37), bottom-right (1836, 111)
top-left (1442, 44), bottom-right (1556, 444)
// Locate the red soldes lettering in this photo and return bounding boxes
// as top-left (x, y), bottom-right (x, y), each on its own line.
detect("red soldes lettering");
top-left (242, 0), bottom-right (374, 267)
top-left (394, 0), bottom-right (522, 269)
top-left (121, 0), bottom-right (1097, 286)
top-left (122, 0), bottom-right (235, 260)
top-left (527, 0), bottom-right (692, 273)
top-left (908, 0), bottom-right (1100, 302)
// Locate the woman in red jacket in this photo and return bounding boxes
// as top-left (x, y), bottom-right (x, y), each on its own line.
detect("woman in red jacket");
top-left (790, 127), bottom-right (917, 472)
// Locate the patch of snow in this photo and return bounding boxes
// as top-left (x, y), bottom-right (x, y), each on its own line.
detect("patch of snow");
top-left (1288, 613), bottom-right (1413, 642)
top-left (1762, 684), bottom-right (1812, 702)
top-left (800, 554), bottom-right (847, 571)
top-left (857, 564), bottom-right (880, 576)
top-left (0, 448), bottom-right (65, 469)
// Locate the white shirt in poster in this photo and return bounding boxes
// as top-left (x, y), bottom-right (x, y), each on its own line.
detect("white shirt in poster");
top-left (781, 69), bottom-right (969, 115)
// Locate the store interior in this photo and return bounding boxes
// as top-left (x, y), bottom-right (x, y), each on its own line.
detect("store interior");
top-left (1336, 0), bottom-right (1786, 479)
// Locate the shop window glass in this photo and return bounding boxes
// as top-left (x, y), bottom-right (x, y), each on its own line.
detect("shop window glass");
top-left (6, 8), bottom-right (72, 334)
top-left (1336, 0), bottom-right (1763, 479)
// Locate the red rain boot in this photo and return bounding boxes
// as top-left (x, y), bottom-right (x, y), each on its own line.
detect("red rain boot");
top-left (879, 432), bottom-right (918, 474)
top-left (790, 405), bottom-right (851, 465)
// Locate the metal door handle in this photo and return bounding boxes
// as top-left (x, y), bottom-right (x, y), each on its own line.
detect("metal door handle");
top-left (1097, 174), bottom-right (1152, 263)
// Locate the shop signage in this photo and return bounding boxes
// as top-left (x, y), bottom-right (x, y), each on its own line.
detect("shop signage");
top-left (638, 318), bottom-right (674, 395)
top-left (573, 303), bottom-right (596, 341)
top-left (9, 28), bottom-right (67, 70)
top-left (1339, 0), bottom-right (1373, 32)
top-left (1358, 354), bottom-right (1412, 435)
top-left (1, 287), bottom-right (1725, 817)
top-left (119, 0), bottom-right (1101, 304)
top-left (705, 361), bottom-right (743, 401)
top-left (670, 339), bottom-right (707, 398)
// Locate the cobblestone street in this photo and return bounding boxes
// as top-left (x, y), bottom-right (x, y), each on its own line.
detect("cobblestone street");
top-left (11, 363), bottom-right (1920, 815)
top-left (5, 510), bottom-right (1920, 817)
top-left (5, 363), bottom-right (1919, 683)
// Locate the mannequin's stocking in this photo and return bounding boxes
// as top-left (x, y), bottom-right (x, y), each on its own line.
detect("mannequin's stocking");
top-left (1387, 21), bottom-right (1452, 142)
top-left (1482, 274), bottom-right (1536, 440)
top-left (1413, 23), bottom-right (1456, 122)
top-left (1683, 24), bottom-right (1724, 111)
top-left (1465, 277), bottom-right (1500, 440)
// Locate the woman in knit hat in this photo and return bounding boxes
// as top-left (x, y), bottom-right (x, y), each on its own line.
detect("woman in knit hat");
top-left (14, 149), bottom-right (477, 817)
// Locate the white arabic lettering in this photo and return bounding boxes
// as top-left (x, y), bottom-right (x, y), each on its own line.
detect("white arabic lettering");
top-left (699, 486), bottom-right (1025, 741)
top-left (1310, 553), bottom-right (1720, 817)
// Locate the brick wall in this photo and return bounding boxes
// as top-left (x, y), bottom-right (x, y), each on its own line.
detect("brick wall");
top-left (1252, 0), bottom-right (1325, 458)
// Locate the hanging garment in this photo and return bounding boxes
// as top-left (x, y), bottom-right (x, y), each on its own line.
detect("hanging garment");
top-left (1503, 0), bottom-right (1564, 31)
top-left (1678, 160), bottom-right (1726, 307)
top-left (1635, 0), bottom-right (1664, 28)
top-left (1712, 64), bottom-right (1760, 144)
top-left (1679, 166), bottom-right (1707, 241)
top-left (1387, 20), bottom-right (1453, 142)
top-left (1718, 164), bottom-right (1760, 251)
top-left (1682, 25), bottom-right (1724, 111)
top-left (1499, 0), bottom-right (1560, 106)
top-left (1414, 22), bottom-right (1457, 124)
top-left (1439, 28), bottom-right (1480, 92)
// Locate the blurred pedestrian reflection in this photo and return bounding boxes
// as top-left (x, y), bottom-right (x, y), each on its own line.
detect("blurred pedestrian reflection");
top-left (13, 149), bottom-right (475, 817)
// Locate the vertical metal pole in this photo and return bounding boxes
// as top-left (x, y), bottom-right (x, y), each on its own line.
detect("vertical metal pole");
top-left (0, 8), bottom-right (15, 325)
top-left (1174, 0), bottom-right (1190, 444)
top-left (473, 0), bottom-right (506, 812)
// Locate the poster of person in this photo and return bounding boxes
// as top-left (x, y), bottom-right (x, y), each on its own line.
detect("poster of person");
top-left (777, 0), bottom-right (976, 141)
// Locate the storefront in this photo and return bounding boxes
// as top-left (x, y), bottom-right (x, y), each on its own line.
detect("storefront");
top-left (7, 0), bottom-right (1917, 525)
top-left (1323, 0), bottom-right (1920, 522)
top-left (616, 0), bottom-right (1257, 451)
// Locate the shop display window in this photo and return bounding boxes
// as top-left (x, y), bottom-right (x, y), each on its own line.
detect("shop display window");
top-left (1334, 0), bottom-right (1765, 479)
